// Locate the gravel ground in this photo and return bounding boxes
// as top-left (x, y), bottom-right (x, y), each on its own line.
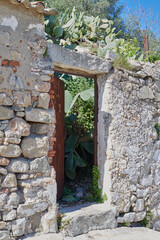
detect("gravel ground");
top-left (23, 227), bottom-right (160, 240)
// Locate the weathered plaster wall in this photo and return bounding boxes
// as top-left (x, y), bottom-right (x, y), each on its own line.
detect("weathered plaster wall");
top-left (97, 61), bottom-right (160, 230)
top-left (0, 1), bottom-right (57, 239)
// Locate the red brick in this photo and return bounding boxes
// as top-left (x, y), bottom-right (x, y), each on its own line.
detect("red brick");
top-left (12, 67), bottom-right (17, 73)
top-left (9, 60), bottom-right (20, 67)
top-left (1, 60), bottom-right (9, 66)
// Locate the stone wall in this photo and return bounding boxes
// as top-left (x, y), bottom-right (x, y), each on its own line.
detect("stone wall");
top-left (97, 61), bottom-right (160, 230)
top-left (0, 1), bottom-right (57, 239)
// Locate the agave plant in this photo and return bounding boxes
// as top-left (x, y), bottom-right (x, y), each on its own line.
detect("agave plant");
top-left (64, 88), bottom-right (94, 180)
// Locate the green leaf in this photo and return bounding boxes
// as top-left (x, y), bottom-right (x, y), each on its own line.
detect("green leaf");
top-left (74, 153), bottom-right (87, 167)
top-left (80, 141), bottom-right (94, 155)
top-left (65, 168), bottom-right (76, 180)
top-left (62, 194), bottom-right (77, 202)
top-left (80, 88), bottom-right (94, 101)
top-left (65, 90), bottom-right (72, 113)
top-left (62, 18), bottom-right (74, 28)
top-left (65, 150), bottom-right (76, 171)
top-left (49, 15), bottom-right (57, 24)
top-left (65, 135), bottom-right (79, 152)
top-left (53, 26), bottom-right (64, 37)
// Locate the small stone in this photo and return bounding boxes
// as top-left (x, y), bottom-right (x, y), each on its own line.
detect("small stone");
top-left (7, 192), bottom-right (20, 206)
top-left (37, 93), bottom-right (50, 110)
top-left (137, 86), bottom-right (154, 100)
top-left (0, 193), bottom-right (7, 209)
top-left (0, 230), bottom-right (10, 240)
top-left (141, 175), bottom-right (153, 186)
top-left (25, 107), bottom-right (55, 123)
top-left (0, 144), bottom-right (21, 158)
top-left (5, 117), bottom-right (31, 138)
top-left (35, 82), bottom-right (50, 92)
top-left (40, 75), bottom-right (51, 82)
top-left (134, 211), bottom-right (146, 222)
top-left (30, 156), bottom-right (50, 173)
top-left (1, 173), bottom-right (17, 188)
top-left (128, 60), bottom-right (142, 70)
top-left (21, 135), bottom-right (49, 159)
top-left (0, 167), bottom-right (7, 175)
top-left (117, 217), bottom-right (124, 223)
top-left (13, 91), bottom-right (31, 107)
top-left (16, 111), bottom-right (25, 117)
top-left (0, 106), bottom-right (14, 120)
top-left (31, 123), bottom-right (50, 135)
top-left (12, 105), bottom-right (24, 112)
top-left (123, 212), bottom-right (135, 222)
top-left (134, 199), bottom-right (144, 212)
top-left (16, 173), bottom-right (29, 180)
top-left (136, 189), bottom-right (148, 198)
top-left (137, 71), bottom-right (147, 78)
top-left (0, 120), bottom-right (8, 131)
top-left (0, 158), bottom-right (9, 166)
top-left (7, 158), bottom-right (29, 173)
top-left (12, 218), bottom-right (26, 237)
top-left (0, 221), bottom-right (6, 230)
top-left (0, 93), bottom-right (13, 106)
top-left (3, 210), bottom-right (16, 221)
top-left (4, 138), bottom-right (21, 145)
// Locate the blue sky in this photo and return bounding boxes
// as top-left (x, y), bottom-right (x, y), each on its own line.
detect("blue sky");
top-left (121, 0), bottom-right (160, 16)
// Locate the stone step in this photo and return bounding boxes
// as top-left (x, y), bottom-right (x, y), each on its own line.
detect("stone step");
top-left (59, 203), bottom-right (117, 237)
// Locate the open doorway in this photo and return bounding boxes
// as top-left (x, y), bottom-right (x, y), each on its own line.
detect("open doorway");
top-left (49, 72), bottom-right (98, 205)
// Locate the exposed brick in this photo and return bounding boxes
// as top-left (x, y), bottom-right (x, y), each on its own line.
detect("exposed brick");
top-left (12, 67), bottom-right (17, 73)
top-left (1, 60), bottom-right (9, 67)
top-left (9, 61), bottom-right (20, 67)
top-left (48, 151), bottom-right (56, 157)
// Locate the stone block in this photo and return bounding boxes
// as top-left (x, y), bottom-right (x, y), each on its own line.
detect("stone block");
top-left (7, 158), bottom-right (29, 173)
top-left (31, 123), bottom-right (50, 135)
top-left (5, 117), bottom-right (31, 138)
top-left (7, 192), bottom-right (20, 206)
top-left (134, 211), bottom-right (146, 222)
top-left (21, 135), bottom-right (49, 159)
top-left (35, 82), bottom-right (50, 92)
top-left (0, 144), bottom-right (21, 158)
top-left (30, 156), bottom-right (50, 173)
top-left (4, 137), bottom-right (21, 145)
top-left (37, 93), bottom-right (50, 109)
top-left (0, 167), bottom-right (7, 175)
top-left (0, 31), bottom-right (10, 46)
top-left (1, 173), bottom-right (17, 188)
top-left (0, 106), bottom-right (14, 120)
top-left (133, 199), bottom-right (144, 212)
top-left (0, 230), bottom-right (10, 240)
top-left (0, 93), bottom-right (13, 106)
top-left (0, 193), bottom-right (7, 209)
top-left (137, 86), bottom-right (154, 100)
top-left (13, 91), bottom-right (31, 107)
top-left (123, 212), bottom-right (135, 223)
top-left (41, 208), bottom-right (57, 233)
top-left (12, 218), bottom-right (26, 237)
top-left (3, 209), bottom-right (16, 221)
top-left (25, 108), bottom-right (54, 124)
top-left (17, 202), bottom-right (49, 218)
top-left (0, 120), bottom-right (9, 131)
top-left (40, 75), bottom-right (51, 82)
top-left (0, 221), bottom-right (6, 230)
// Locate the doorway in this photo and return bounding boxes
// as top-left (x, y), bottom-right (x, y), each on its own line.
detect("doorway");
top-left (49, 73), bottom-right (98, 201)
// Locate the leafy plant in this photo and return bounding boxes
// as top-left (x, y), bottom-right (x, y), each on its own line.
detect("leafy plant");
top-left (113, 54), bottom-right (134, 71)
top-left (88, 166), bottom-right (107, 203)
top-left (140, 211), bottom-right (153, 228)
top-left (64, 86), bottom-right (94, 180)
top-left (154, 123), bottom-right (160, 137)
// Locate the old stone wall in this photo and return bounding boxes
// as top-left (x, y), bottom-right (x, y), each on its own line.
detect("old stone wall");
top-left (97, 61), bottom-right (160, 230)
top-left (0, 1), bottom-right (57, 239)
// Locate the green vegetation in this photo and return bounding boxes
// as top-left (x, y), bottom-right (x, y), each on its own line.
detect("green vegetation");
top-left (88, 166), bottom-right (107, 203)
top-left (113, 55), bottom-right (134, 70)
top-left (140, 211), bottom-right (153, 228)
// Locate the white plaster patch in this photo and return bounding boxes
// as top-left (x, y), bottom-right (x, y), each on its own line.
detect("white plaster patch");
top-left (28, 24), bottom-right (44, 30)
top-left (2, 15), bottom-right (18, 31)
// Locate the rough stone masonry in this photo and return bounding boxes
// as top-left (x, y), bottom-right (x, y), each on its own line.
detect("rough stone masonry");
top-left (0, 0), bottom-right (58, 239)
top-left (97, 60), bottom-right (160, 231)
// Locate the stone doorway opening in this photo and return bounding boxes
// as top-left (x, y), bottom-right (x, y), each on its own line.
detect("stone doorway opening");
top-left (49, 71), bottom-right (98, 204)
